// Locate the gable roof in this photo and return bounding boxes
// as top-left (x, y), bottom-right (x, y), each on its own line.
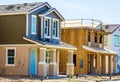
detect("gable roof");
top-left (0, 2), bottom-right (51, 15)
top-left (104, 24), bottom-right (120, 33)
top-left (0, 2), bottom-right (64, 20)
top-left (41, 8), bottom-right (64, 20)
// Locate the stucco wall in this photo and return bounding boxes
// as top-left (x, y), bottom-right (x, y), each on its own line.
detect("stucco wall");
top-left (0, 46), bottom-right (31, 75)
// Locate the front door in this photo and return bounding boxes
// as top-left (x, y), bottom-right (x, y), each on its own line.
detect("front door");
top-left (30, 49), bottom-right (37, 75)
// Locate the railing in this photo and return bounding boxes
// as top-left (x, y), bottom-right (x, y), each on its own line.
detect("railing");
top-left (61, 19), bottom-right (105, 30)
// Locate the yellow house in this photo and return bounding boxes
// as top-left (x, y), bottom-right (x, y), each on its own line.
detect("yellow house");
top-left (59, 19), bottom-right (117, 75)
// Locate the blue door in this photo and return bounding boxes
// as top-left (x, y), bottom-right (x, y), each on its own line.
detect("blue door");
top-left (30, 49), bottom-right (37, 75)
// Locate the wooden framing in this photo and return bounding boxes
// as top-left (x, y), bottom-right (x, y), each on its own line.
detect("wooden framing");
top-left (60, 26), bottom-right (117, 75)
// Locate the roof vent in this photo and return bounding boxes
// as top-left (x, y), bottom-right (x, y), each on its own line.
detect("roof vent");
top-left (17, 6), bottom-right (20, 9)
top-left (5, 5), bottom-right (15, 10)
top-left (24, 3), bottom-right (27, 6)
top-left (105, 25), bottom-right (109, 29)
top-left (31, 3), bottom-right (36, 6)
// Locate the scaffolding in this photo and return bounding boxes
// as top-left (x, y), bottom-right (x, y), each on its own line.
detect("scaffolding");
top-left (62, 19), bottom-right (105, 46)
top-left (62, 19), bottom-right (105, 37)
top-left (62, 19), bottom-right (104, 30)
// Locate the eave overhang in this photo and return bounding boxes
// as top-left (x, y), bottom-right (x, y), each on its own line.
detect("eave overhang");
top-left (23, 37), bottom-right (77, 50)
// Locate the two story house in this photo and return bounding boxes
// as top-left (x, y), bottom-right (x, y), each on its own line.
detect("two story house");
top-left (0, 2), bottom-right (76, 77)
top-left (104, 24), bottom-right (120, 74)
top-left (60, 20), bottom-right (117, 75)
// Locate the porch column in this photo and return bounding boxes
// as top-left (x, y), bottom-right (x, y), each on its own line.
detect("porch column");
top-left (95, 55), bottom-right (97, 69)
top-left (96, 53), bottom-right (100, 74)
top-left (66, 50), bottom-right (74, 76)
top-left (106, 56), bottom-right (109, 74)
top-left (49, 49), bottom-right (57, 76)
top-left (90, 55), bottom-right (94, 73)
top-left (104, 55), bottom-right (106, 74)
top-left (113, 55), bottom-right (116, 74)
top-left (108, 56), bottom-right (111, 74)
top-left (56, 50), bottom-right (59, 75)
top-left (102, 55), bottom-right (106, 74)
top-left (38, 48), bottom-right (47, 77)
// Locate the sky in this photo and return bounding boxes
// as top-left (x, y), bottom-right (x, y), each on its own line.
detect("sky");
top-left (0, 0), bottom-right (120, 24)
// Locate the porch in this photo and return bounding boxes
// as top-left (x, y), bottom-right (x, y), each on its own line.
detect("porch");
top-left (23, 37), bottom-right (77, 77)
top-left (37, 48), bottom-right (75, 77)
top-left (83, 45), bottom-right (117, 75)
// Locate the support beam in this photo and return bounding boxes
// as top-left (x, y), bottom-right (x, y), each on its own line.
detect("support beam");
top-left (106, 56), bottom-right (109, 74)
top-left (108, 56), bottom-right (111, 74)
top-left (95, 55), bottom-right (97, 69)
top-left (66, 50), bottom-right (74, 76)
top-left (113, 55), bottom-right (116, 75)
top-left (101, 55), bottom-right (106, 74)
top-left (56, 50), bottom-right (59, 75)
top-left (96, 53), bottom-right (100, 74)
top-left (87, 54), bottom-right (90, 74)
top-left (90, 55), bottom-right (94, 74)
top-left (38, 48), bottom-right (47, 77)
top-left (49, 49), bottom-right (57, 76)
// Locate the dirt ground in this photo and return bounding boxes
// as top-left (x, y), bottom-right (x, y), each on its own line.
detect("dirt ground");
top-left (0, 75), bottom-right (120, 82)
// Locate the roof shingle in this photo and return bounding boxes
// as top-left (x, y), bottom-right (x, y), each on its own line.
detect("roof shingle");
top-left (104, 24), bottom-right (120, 33)
top-left (0, 2), bottom-right (43, 13)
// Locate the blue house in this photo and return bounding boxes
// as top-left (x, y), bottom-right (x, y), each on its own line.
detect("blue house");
top-left (0, 2), bottom-right (76, 77)
top-left (104, 24), bottom-right (120, 74)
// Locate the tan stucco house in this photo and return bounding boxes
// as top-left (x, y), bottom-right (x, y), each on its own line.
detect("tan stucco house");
top-left (0, 2), bottom-right (76, 77)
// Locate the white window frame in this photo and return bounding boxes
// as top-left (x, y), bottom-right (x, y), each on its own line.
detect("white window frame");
top-left (44, 17), bottom-right (51, 38)
top-left (6, 47), bottom-right (16, 66)
top-left (31, 15), bottom-right (37, 34)
top-left (40, 16), bottom-right (44, 39)
top-left (52, 19), bottom-right (59, 39)
top-left (104, 35), bottom-right (108, 46)
top-left (46, 51), bottom-right (50, 64)
top-left (114, 35), bottom-right (120, 46)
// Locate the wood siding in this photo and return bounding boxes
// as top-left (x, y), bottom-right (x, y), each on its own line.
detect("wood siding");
top-left (0, 15), bottom-right (32, 44)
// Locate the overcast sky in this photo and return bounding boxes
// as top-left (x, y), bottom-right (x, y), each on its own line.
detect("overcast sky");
top-left (0, 0), bottom-right (120, 24)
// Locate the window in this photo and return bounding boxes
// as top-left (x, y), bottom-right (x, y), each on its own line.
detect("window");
top-left (53, 19), bottom-right (59, 38)
top-left (80, 60), bottom-right (84, 68)
top-left (6, 48), bottom-right (16, 66)
top-left (88, 31), bottom-right (90, 42)
top-left (44, 17), bottom-right (51, 38)
top-left (104, 35), bottom-right (108, 46)
top-left (73, 54), bottom-right (76, 66)
top-left (31, 15), bottom-right (37, 34)
top-left (99, 35), bottom-right (102, 44)
top-left (116, 55), bottom-right (119, 63)
top-left (114, 35), bottom-right (120, 46)
top-left (46, 51), bottom-right (50, 64)
top-left (94, 33), bottom-right (97, 43)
